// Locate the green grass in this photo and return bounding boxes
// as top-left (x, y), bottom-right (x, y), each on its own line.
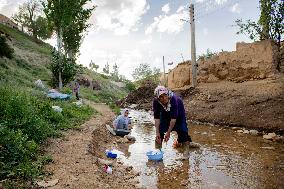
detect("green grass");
top-left (0, 23), bottom-right (132, 188)
top-left (0, 24), bottom-right (52, 55)
top-left (0, 57), bottom-right (51, 88)
top-left (0, 85), bottom-right (95, 186)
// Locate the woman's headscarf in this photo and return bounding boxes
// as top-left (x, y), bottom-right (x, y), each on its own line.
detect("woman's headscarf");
top-left (121, 108), bottom-right (129, 116)
top-left (154, 86), bottom-right (173, 112)
top-left (154, 86), bottom-right (173, 98)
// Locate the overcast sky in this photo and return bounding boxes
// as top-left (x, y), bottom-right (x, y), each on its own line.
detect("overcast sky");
top-left (0, 0), bottom-right (260, 79)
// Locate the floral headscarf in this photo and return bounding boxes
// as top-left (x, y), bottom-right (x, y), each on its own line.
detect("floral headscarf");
top-left (154, 86), bottom-right (173, 112)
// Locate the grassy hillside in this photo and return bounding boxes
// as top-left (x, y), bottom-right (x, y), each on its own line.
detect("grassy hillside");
top-left (0, 24), bottom-right (129, 188)
top-left (0, 23), bottom-right (129, 100)
top-left (0, 24), bottom-right (52, 87)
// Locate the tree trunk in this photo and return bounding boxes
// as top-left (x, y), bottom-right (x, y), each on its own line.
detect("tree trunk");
top-left (67, 50), bottom-right (74, 60)
top-left (57, 27), bottom-right (63, 89)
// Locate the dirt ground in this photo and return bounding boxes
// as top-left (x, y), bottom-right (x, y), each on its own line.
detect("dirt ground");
top-left (42, 101), bottom-right (139, 189)
top-left (183, 74), bottom-right (284, 134)
top-left (123, 74), bottom-right (284, 135)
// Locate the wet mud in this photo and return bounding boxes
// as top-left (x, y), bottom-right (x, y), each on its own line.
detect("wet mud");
top-left (117, 110), bottom-right (284, 189)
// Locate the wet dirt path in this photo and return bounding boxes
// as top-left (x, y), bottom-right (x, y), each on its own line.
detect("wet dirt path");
top-left (117, 110), bottom-right (284, 189)
top-left (43, 102), bottom-right (116, 189)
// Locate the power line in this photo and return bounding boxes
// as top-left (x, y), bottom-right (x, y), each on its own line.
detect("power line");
top-left (181, 0), bottom-right (241, 23)
top-left (195, 0), bottom-right (241, 21)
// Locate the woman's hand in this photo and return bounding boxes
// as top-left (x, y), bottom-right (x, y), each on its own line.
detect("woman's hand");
top-left (156, 133), bottom-right (162, 144)
top-left (164, 131), bottom-right (170, 142)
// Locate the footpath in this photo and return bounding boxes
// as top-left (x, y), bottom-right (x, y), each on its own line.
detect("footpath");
top-left (41, 101), bottom-right (138, 189)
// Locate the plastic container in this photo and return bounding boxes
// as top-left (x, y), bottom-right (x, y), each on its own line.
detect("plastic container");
top-left (104, 165), bottom-right (112, 174)
top-left (146, 150), bottom-right (164, 161)
top-left (105, 150), bottom-right (118, 159)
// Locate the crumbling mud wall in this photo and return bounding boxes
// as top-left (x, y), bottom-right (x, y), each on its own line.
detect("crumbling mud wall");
top-left (198, 40), bottom-right (279, 83)
top-left (167, 61), bottom-right (191, 89)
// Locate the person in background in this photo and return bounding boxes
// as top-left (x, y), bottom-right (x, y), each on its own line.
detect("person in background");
top-left (73, 81), bottom-right (80, 100)
top-left (113, 109), bottom-right (131, 136)
top-left (153, 86), bottom-right (200, 149)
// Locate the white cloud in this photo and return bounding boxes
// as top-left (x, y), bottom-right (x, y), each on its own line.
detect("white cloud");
top-left (141, 36), bottom-right (152, 44)
top-left (93, 0), bottom-right (149, 35)
top-left (203, 28), bottom-right (208, 36)
top-left (0, 0), bottom-right (26, 17)
top-left (0, 0), bottom-right (8, 11)
top-left (215, 0), bottom-right (227, 5)
top-left (145, 6), bottom-right (187, 35)
top-left (176, 6), bottom-right (184, 13)
top-left (162, 3), bottom-right (170, 14)
top-left (231, 3), bottom-right (241, 14)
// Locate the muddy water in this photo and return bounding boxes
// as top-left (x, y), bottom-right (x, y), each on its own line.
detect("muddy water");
top-left (119, 110), bottom-right (284, 189)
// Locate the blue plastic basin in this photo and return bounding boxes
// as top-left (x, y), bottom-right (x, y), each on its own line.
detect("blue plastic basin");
top-left (106, 151), bottom-right (117, 159)
top-left (146, 150), bottom-right (164, 161)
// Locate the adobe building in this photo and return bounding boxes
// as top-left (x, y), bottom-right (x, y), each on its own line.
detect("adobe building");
top-left (0, 14), bottom-right (18, 29)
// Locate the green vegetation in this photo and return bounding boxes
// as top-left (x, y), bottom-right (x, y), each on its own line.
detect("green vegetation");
top-left (80, 69), bottom-right (128, 103)
top-left (235, 0), bottom-right (283, 45)
top-left (12, 0), bottom-right (52, 40)
top-left (0, 36), bottom-right (14, 59)
top-left (0, 22), bottom-right (131, 188)
top-left (0, 24), bottom-right (52, 55)
top-left (198, 49), bottom-right (217, 61)
top-left (50, 50), bottom-right (84, 87)
top-left (43, 0), bottom-right (95, 88)
top-left (132, 63), bottom-right (160, 85)
top-left (0, 85), bottom-right (94, 185)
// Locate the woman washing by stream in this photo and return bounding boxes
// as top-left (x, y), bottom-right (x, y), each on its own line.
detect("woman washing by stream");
top-left (153, 86), bottom-right (200, 149)
top-left (113, 109), bottom-right (131, 136)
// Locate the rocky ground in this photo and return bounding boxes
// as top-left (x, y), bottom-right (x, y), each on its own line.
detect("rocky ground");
top-left (183, 74), bottom-right (284, 135)
top-left (121, 74), bottom-right (284, 135)
top-left (118, 81), bottom-right (156, 110)
top-left (41, 101), bottom-right (139, 189)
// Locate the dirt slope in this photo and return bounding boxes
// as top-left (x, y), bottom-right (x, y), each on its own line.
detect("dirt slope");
top-left (183, 74), bottom-right (284, 134)
top-left (120, 74), bottom-right (284, 134)
top-left (43, 102), bottom-right (138, 189)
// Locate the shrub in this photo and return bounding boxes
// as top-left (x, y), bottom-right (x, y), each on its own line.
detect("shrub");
top-left (0, 85), bottom-right (94, 183)
top-left (197, 49), bottom-right (217, 61)
top-left (50, 50), bottom-right (83, 87)
top-left (125, 81), bottom-right (136, 92)
top-left (0, 36), bottom-right (14, 59)
top-left (0, 126), bottom-right (39, 180)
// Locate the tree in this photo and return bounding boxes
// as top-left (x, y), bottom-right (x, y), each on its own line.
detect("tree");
top-left (132, 63), bottom-right (153, 81)
top-left (50, 49), bottom-right (83, 87)
top-left (89, 60), bottom-right (99, 72)
top-left (12, 7), bottom-right (26, 32)
top-left (103, 62), bottom-right (110, 75)
top-left (33, 16), bottom-right (52, 40)
top-left (12, 0), bottom-right (41, 39)
top-left (235, 0), bottom-right (284, 45)
top-left (111, 63), bottom-right (119, 81)
top-left (132, 63), bottom-right (160, 83)
top-left (198, 49), bottom-right (217, 61)
top-left (235, 0), bottom-right (283, 70)
top-left (61, 0), bottom-right (95, 59)
top-left (43, 0), bottom-right (95, 88)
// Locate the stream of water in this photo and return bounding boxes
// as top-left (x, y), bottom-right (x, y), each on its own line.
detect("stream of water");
top-left (118, 110), bottom-right (284, 189)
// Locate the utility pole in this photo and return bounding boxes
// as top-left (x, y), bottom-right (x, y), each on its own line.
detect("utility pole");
top-left (190, 4), bottom-right (197, 88)
top-left (181, 53), bottom-right (185, 63)
top-left (163, 56), bottom-right (167, 86)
